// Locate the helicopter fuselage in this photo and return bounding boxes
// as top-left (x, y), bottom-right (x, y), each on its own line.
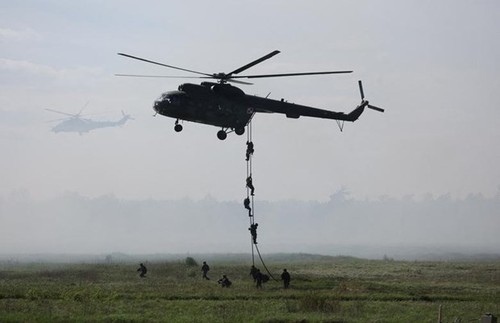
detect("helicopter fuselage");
top-left (153, 82), bottom-right (360, 137)
top-left (50, 114), bottom-right (132, 135)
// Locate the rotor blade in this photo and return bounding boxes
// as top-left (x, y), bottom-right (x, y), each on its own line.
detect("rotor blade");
top-left (120, 110), bottom-right (134, 120)
top-left (77, 101), bottom-right (89, 116)
top-left (115, 73), bottom-right (254, 85)
top-left (117, 53), bottom-right (213, 77)
top-left (233, 70), bottom-right (352, 79)
top-left (358, 80), bottom-right (365, 100)
top-left (367, 104), bottom-right (384, 113)
top-left (227, 79), bottom-right (254, 85)
top-left (47, 117), bottom-right (70, 123)
top-left (227, 50), bottom-right (281, 76)
top-left (45, 108), bottom-right (78, 117)
top-left (115, 74), bottom-right (211, 79)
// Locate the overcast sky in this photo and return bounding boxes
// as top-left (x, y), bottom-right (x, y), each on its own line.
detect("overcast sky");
top-left (1, 0), bottom-right (499, 202)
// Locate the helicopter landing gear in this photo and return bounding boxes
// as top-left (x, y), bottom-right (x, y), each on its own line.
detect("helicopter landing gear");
top-left (174, 120), bottom-right (183, 132)
top-left (217, 130), bottom-right (227, 140)
top-left (217, 127), bottom-right (244, 139)
top-left (235, 127), bottom-right (245, 136)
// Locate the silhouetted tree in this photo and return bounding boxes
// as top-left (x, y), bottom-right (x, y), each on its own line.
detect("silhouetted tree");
top-left (185, 257), bottom-right (198, 267)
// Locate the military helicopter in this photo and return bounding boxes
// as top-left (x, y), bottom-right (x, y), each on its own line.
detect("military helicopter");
top-left (116, 50), bottom-right (384, 140)
top-left (46, 104), bottom-right (133, 135)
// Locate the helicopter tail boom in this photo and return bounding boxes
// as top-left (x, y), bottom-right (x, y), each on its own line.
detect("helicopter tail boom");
top-left (345, 102), bottom-right (367, 121)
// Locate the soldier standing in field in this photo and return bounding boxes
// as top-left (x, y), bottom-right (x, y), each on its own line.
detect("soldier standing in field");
top-left (137, 263), bottom-right (147, 278)
top-left (249, 265), bottom-right (258, 282)
top-left (255, 269), bottom-right (263, 288)
top-left (201, 261), bottom-right (210, 280)
top-left (281, 268), bottom-right (291, 289)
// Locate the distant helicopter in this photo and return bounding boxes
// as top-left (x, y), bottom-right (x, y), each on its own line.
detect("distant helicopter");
top-left (46, 104), bottom-right (133, 135)
top-left (117, 50), bottom-right (384, 140)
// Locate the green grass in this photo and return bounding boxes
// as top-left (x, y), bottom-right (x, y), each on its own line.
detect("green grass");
top-left (0, 257), bottom-right (499, 322)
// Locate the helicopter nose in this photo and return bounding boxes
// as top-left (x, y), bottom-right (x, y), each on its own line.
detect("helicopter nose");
top-left (153, 101), bottom-right (161, 113)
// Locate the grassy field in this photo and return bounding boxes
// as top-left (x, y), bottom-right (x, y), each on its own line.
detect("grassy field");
top-left (0, 255), bottom-right (499, 322)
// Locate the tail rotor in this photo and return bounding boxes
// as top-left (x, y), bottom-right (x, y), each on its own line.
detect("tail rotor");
top-left (358, 80), bottom-right (384, 113)
top-left (358, 80), bottom-right (365, 101)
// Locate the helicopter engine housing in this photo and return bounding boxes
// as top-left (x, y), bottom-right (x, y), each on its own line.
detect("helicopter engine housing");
top-left (211, 84), bottom-right (245, 98)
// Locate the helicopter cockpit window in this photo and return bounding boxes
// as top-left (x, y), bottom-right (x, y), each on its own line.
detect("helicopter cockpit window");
top-left (159, 92), bottom-right (186, 106)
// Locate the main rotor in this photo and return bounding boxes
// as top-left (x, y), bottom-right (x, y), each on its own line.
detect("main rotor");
top-left (116, 50), bottom-right (353, 85)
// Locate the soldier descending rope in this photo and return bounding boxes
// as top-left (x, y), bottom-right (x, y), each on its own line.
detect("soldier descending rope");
top-left (243, 122), bottom-right (278, 283)
top-left (243, 197), bottom-right (252, 216)
top-left (246, 141), bottom-right (254, 161)
top-left (246, 175), bottom-right (255, 196)
top-left (249, 223), bottom-right (258, 244)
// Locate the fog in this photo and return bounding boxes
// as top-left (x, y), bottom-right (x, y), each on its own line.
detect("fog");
top-left (1, 1), bottom-right (500, 258)
top-left (1, 189), bottom-right (498, 260)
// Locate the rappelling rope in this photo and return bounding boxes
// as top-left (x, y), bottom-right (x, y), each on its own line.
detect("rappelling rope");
top-left (246, 121), bottom-right (255, 266)
top-left (255, 243), bottom-right (277, 281)
top-left (245, 121), bottom-right (277, 281)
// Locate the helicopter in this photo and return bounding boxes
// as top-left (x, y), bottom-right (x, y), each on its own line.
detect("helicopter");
top-left (116, 50), bottom-right (384, 140)
top-left (46, 104), bottom-right (133, 135)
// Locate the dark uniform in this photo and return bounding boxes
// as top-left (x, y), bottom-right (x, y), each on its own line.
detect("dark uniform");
top-left (218, 275), bottom-right (232, 288)
top-left (246, 141), bottom-right (254, 161)
top-left (201, 261), bottom-right (210, 280)
top-left (281, 269), bottom-right (291, 289)
top-left (249, 265), bottom-right (258, 282)
top-left (137, 263), bottom-right (147, 278)
top-left (244, 197), bottom-right (251, 215)
top-left (246, 176), bottom-right (255, 196)
top-left (249, 223), bottom-right (258, 244)
top-left (255, 269), bottom-right (263, 288)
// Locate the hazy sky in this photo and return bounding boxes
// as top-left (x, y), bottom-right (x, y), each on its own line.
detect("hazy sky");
top-left (1, 0), bottom-right (499, 202)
